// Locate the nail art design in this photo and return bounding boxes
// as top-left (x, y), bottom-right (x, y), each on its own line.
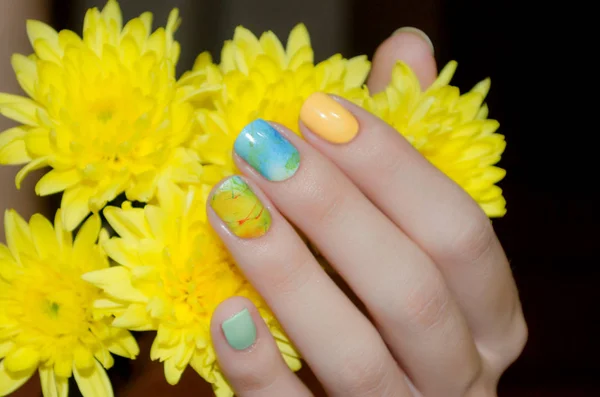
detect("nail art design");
top-left (222, 308), bottom-right (257, 350)
top-left (210, 176), bottom-right (271, 238)
top-left (234, 119), bottom-right (300, 181)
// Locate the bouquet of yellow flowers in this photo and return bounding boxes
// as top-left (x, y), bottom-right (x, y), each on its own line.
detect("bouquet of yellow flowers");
top-left (0, 1), bottom-right (506, 396)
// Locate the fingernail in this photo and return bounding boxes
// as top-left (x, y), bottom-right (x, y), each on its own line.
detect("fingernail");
top-left (234, 119), bottom-right (300, 182)
top-left (222, 308), bottom-right (257, 350)
top-left (210, 176), bottom-right (271, 238)
top-left (300, 93), bottom-right (359, 144)
top-left (393, 27), bottom-right (434, 54)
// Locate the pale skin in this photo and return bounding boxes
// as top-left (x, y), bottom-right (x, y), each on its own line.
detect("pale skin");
top-left (207, 31), bottom-right (528, 397)
top-left (0, 3), bottom-right (527, 395)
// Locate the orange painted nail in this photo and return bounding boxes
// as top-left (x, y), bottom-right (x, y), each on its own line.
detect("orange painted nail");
top-left (300, 93), bottom-right (359, 144)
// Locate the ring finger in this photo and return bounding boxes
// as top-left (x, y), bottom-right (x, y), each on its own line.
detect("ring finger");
top-left (207, 175), bottom-right (411, 396)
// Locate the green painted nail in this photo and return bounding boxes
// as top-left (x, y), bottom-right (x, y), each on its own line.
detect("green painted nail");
top-left (222, 308), bottom-right (257, 350)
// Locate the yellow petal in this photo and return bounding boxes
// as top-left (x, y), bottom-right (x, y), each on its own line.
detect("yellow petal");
top-left (61, 185), bottom-right (95, 231)
top-left (286, 23), bottom-right (311, 58)
top-left (82, 267), bottom-right (147, 303)
top-left (74, 345), bottom-right (95, 371)
top-left (53, 209), bottom-right (73, 256)
top-left (4, 346), bottom-right (40, 372)
top-left (101, 0), bottom-right (123, 31)
top-left (0, 93), bottom-right (40, 126)
top-left (73, 359), bottom-right (113, 397)
top-left (24, 127), bottom-right (51, 157)
top-left (26, 20), bottom-right (60, 57)
top-left (36, 169), bottom-right (81, 196)
top-left (53, 358), bottom-right (72, 379)
top-left (106, 329), bottom-right (139, 359)
top-left (111, 304), bottom-right (153, 331)
top-left (16, 156), bottom-right (48, 189)
top-left (210, 370), bottom-right (234, 397)
top-left (29, 213), bottom-right (59, 260)
top-left (72, 214), bottom-right (101, 261)
top-left (11, 54), bottom-right (37, 98)
top-left (102, 239), bottom-right (143, 268)
top-left (0, 360), bottom-right (36, 395)
top-left (0, 341), bottom-right (15, 359)
top-left (430, 60), bottom-right (458, 90)
top-left (103, 206), bottom-right (148, 241)
top-left (40, 365), bottom-right (69, 397)
top-left (259, 31), bottom-right (286, 70)
top-left (0, 127), bottom-right (29, 165)
top-left (4, 209), bottom-right (33, 263)
top-left (164, 357), bottom-right (185, 385)
top-left (344, 55), bottom-right (370, 90)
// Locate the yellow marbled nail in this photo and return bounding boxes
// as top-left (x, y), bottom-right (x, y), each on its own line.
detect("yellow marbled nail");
top-left (210, 176), bottom-right (271, 238)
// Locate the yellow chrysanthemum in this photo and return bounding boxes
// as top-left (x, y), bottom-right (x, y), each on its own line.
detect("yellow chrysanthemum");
top-left (82, 182), bottom-right (300, 397)
top-left (365, 61), bottom-right (507, 217)
top-left (0, 210), bottom-right (138, 397)
top-left (179, 23), bottom-right (371, 178)
top-left (0, 0), bottom-right (202, 231)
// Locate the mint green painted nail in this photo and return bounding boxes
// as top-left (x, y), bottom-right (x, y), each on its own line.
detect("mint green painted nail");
top-left (222, 308), bottom-right (257, 350)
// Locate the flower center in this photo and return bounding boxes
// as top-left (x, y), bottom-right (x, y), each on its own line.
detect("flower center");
top-left (11, 261), bottom-right (96, 339)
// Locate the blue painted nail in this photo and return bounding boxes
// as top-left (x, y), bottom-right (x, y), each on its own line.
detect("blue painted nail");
top-left (234, 119), bottom-right (300, 182)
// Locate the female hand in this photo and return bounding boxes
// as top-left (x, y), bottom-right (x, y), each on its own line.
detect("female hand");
top-left (206, 28), bottom-right (527, 397)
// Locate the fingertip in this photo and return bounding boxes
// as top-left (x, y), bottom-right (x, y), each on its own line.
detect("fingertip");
top-left (367, 28), bottom-right (438, 93)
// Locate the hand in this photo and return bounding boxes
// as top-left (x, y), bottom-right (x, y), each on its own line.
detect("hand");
top-left (206, 28), bottom-right (527, 397)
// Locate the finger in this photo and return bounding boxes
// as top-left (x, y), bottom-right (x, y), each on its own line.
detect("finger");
top-left (231, 119), bottom-right (481, 396)
top-left (207, 176), bottom-right (411, 397)
top-left (211, 297), bottom-right (312, 397)
top-left (299, 93), bottom-right (527, 372)
top-left (367, 27), bottom-right (437, 93)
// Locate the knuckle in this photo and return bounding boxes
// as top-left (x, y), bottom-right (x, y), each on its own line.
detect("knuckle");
top-left (403, 277), bottom-right (450, 331)
top-left (333, 346), bottom-right (394, 396)
top-left (457, 359), bottom-right (484, 396)
top-left (299, 167), bottom-right (348, 228)
top-left (260, 245), bottom-right (316, 298)
top-left (448, 211), bottom-right (495, 265)
top-left (503, 309), bottom-right (529, 365)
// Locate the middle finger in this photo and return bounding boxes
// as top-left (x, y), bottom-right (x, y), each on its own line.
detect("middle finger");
top-left (232, 119), bottom-right (481, 396)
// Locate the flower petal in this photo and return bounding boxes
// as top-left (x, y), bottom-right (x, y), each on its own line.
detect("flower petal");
top-left (286, 23), bottom-right (311, 59)
top-left (0, 360), bottom-right (36, 395)
top-left (26, 20), bottom-right (60, 56)
top-left (29, 213), bottom-right (59, 260)
top-left (0, 127), bottom-right (30, 165)
top-left (73, 359), bottom-right (114, 397)
top-left (36, 168), bottom-right (81, 196)
top-left (16, 156), bottom-right (48, 189)
top-left (39, 365), bottom-right (69, 397)
top-left (4, 346), bottom-right (40, 372)
top-left (105, 329), bottom-right (139, 359)
top-left (82, 267), bottom-right (147, 303)
top-left (61, 184), bottom-right (95, 231)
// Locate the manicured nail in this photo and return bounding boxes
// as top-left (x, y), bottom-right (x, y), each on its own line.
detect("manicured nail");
top-left (222, 308), bottom-right (257, 350)
top-left (210, 176), bottom-right (271, 238)
top-left (234, 119), bottom-right (300, 182)
top-left (393, 27), bottom-right (434, 54)
top-left (300, 93), bottom-right (359, 144)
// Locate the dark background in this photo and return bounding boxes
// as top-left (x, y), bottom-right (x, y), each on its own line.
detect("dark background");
top-left (11, 0), bottom-right (597, 395)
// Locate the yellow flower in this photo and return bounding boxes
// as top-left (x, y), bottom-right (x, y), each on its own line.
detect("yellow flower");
top-left (0, 0), bottom-right (202, 231)
top-left (366, 61), bottom-right (507, 217)
top-left (0, 210), bottom-right (138, 397)
top-left (82, 182), bottom-right (300, 397)
top-left (179, 23), bottom-right (371, 178)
